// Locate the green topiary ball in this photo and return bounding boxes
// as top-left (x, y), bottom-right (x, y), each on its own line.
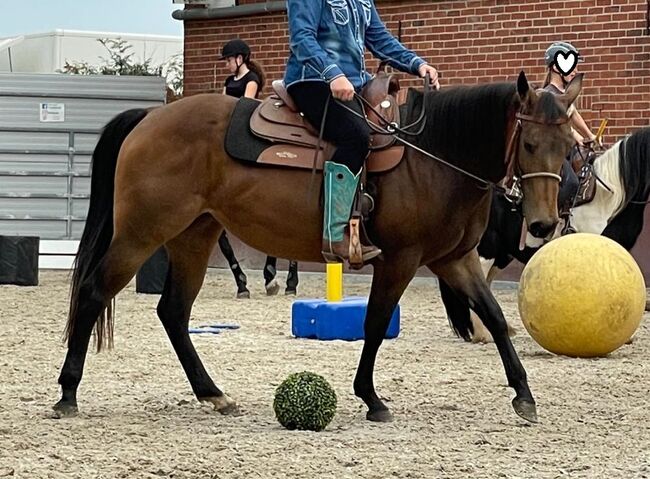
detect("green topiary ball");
top-left (273, 371), bottom-right (337, 431)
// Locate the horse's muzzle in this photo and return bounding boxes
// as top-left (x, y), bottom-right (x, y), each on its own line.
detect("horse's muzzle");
top-left (528, 220), bottom-right (558, 239)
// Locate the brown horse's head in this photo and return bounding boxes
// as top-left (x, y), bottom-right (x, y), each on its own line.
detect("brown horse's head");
top-left (514, 71), bottom-right (582, 238)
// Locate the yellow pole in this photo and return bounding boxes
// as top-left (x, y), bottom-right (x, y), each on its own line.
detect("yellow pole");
top-left (326, 263), bottom-right (343, 302)
top-left (595, 118), bottom-right (608, 143)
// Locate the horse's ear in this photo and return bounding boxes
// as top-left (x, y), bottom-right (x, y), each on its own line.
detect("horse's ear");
top-left (517, 71), bottom-right (530, 99)
top-left (559, 73), bottom-right (584, 108)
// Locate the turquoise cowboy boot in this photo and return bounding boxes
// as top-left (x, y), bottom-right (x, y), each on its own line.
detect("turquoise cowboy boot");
top-left (322, 161), bottom-right (381, 264)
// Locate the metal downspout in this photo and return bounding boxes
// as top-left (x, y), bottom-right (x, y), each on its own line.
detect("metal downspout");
top-left (172, 2), bottom-right (286, 21)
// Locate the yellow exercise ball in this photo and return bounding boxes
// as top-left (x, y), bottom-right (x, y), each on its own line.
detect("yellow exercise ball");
top-left (518, 233), bottom-right (646, 357)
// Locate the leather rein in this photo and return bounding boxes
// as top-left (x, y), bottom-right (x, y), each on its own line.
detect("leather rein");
top-left (336, 79), bottom-right (568, 197)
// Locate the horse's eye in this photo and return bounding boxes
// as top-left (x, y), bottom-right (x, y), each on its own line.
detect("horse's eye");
top-left (524, 142), bottom-right (536, 154)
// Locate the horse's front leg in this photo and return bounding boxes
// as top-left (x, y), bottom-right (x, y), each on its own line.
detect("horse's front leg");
top-left (353, 252), bottom-right (420, 422)
top-left (436, 249), bottom-right (537, 423)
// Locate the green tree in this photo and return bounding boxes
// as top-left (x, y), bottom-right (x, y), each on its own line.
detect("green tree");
top-left (60, 38), bottom-right (183, 97)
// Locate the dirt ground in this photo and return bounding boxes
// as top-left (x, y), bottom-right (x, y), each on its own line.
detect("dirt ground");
top-left (0, 269), bottom-right (648, 479)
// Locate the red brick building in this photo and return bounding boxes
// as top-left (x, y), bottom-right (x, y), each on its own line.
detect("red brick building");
top-left (174, 0), bottom-right (650, 279)
top-left (178, 0), bottom-right (650, 139)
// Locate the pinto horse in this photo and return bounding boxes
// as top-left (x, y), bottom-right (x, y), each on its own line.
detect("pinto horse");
top-left (53, 72), bottom-right (579, 423)
top-left (447, 126), bottom-right (650, 343)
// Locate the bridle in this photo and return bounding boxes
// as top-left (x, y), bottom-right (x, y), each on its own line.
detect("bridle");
top-left (503, 112), bottom-right (568, 204)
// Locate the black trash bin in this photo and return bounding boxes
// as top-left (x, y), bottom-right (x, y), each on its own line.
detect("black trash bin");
top-left (136, 247), bottom-right (169, 294)
top-left (0, 236), bottom-right (40, 286)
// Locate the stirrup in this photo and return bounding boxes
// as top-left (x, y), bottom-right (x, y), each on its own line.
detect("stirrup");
top-left (321, 219), bottom-right (382, 267)
top-left (321, 245), bottom-right (382, 268)
top-left (321, 249), bottom-right (344, 264)
top-left (348, 218), bottom-right (364, 266)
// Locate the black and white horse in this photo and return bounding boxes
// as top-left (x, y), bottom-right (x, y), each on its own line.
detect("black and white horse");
top-left (442, 127), bottom-right (650, 343)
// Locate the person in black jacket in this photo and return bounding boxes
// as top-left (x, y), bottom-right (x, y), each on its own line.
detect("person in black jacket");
top-left (218, 39), bottom-right (299, 297)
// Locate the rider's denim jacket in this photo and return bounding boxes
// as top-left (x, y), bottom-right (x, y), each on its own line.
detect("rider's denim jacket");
top-left (283, 0), bottom-right (427, 90)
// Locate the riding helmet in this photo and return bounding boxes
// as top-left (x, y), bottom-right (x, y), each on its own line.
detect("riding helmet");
top-left (220, 39), bottom-right (251, 60)
top-left (544, 41), bottom-right (584, 67)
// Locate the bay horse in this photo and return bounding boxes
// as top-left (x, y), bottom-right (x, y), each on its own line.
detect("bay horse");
top-left (447, 126), bottom-right (650, 343)
top-left (53, 71), bottom-right (579, 423)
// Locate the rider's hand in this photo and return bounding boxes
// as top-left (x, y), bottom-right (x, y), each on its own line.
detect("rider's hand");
top-left (583, 134), bottom-right (602, 148)
top-left (330, 76), bottom-right (355, 102)
top-left (592, 135), bottom-right (604, 148)
top-left (418, 64), bottom-right (440, 90)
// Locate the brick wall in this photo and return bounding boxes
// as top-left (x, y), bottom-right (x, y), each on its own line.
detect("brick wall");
top-left (183, 0), bottom-right (650, 139)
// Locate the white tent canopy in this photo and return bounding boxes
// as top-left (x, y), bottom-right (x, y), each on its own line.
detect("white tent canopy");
top-left (0, 30), bottom-right (182, 74)
top-left (0, 36), bottom-right (25, 72)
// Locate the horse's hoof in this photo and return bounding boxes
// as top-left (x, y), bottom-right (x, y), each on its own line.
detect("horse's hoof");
top-left (52, 401), bottom-right (78, 418)
top-left (366, 408), bottom-right (393, 422)
top-left (471, 333), bottom-right (493, 344)
top-left (512, 397), bottom-right (538, 423)
top-left (236, 289), bottom-right (250, 299)
top-left (507, 325), bottom-right (518, 338)
top-left (265, 280), bottom-right (280, 296)
top-left (217, 401), bottom-right (241, 416)
top-left (265, 279), bottom-right (280, 296)
top-left (284, 288), bottom-right (297, 296)
top-left (201, 394), bottom-right (241, 416)
top-left (469, 313), bottom-right (494, 344)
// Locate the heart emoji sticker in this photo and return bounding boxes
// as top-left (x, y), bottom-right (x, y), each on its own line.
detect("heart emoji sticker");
top-left (554, 50), bottom-right (578, 76)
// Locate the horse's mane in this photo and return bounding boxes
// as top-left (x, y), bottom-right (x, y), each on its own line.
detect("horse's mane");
top-left (601, 126), bottom-right (650, 249)
top-left (619, 127), bottom-right (650, 205)
top-left (403, 82), bottom-right (567, 180)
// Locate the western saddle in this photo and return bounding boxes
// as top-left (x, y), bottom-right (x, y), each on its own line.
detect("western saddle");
top-left (248, 73), bottom-right (406, 173)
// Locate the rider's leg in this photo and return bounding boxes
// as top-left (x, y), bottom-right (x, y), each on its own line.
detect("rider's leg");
top-left (287, 80), bottom-right (381, 264)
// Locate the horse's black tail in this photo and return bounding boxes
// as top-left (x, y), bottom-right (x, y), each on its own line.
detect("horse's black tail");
top-left (439, 279), bottom-right (474, 341)
top-left (65, 108), bottom-right (149, 352)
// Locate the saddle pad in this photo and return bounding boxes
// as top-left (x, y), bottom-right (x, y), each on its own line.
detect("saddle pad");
top-left (224, 97), bottom-right (404, 173)
top-left (224, 97), bottom-right (271, 164)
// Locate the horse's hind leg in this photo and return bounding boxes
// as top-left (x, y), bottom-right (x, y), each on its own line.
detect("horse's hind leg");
top-left (218, 232), bottom-right (249, 299)
top-left (435, 250), bottom-right (537, 423)
top-left (263, 256), bottom-right (280, 296)
top-left (54, 237), bottom-right (158, 417)
top-left (157, 215), bottom-right (238, 414)
top-left (285, 261), bottom-right (299, 295)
